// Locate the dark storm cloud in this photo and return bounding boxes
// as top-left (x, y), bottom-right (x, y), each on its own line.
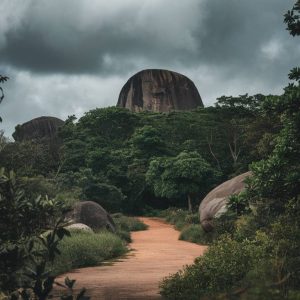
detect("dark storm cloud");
top-left (0, 0), bottom-right (201, 74)
top-left (0, 0), bottom-right (299, 136)
top-left (193, 1), bottom-right (299, 75)
top-left (0, 0), bottom-right (298, 76)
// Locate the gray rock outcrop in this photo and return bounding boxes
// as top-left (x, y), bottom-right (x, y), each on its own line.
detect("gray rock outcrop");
top-left (199, 172), bottom-right (252, 232)
top-left (117, 69), bottom-right (203, 112)
top-left (67, 201), bottom-right (116, 232)
top-left (13, 116), bottom-right (64, 142)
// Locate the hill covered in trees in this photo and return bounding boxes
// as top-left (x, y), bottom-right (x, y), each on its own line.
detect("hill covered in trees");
top-left (1, 93), bottom-right (275, 214)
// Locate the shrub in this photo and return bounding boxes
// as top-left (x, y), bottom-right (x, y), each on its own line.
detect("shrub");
top-left (115, 229), bottom-right (132, 243)
top-left (20, 176), bottom-right (58, 199)
top-left (54, 188), bottom-right (81, 208)
top-left (50, 230), bottom-right (127, 275)
top-left (112, 214), bottom-right (148, 232)
top-left (179, 224), bottom-right (213, 244)
top-left (160, 234), bottom-right (269, 299)
top-left (213, 211), bottom-right (238, 237)
top-left (184, 212), bottom-right (200, 225)
top-left (161, 208), bottom-right (189, 230)
top-left (82, 182), bottom-right (125, 213)
top-left (163, 228), bottom-right (299, 299)
top-left (234, 214), bottom-right (257, 241)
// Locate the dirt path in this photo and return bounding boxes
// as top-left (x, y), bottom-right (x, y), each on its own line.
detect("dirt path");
top-left (58, 217), bottom-right (206, 299)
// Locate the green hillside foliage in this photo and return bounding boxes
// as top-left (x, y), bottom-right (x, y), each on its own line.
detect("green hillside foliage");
top-left (51, 95), bottom-right (272, 213)
top-left (0, 93), bottom-right (277, 214)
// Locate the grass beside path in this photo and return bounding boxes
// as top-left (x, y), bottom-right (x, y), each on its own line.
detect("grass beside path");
top-left (50, 214), bottom-right (147, 275)
top-left (155, 208), bottom-right (213, 245)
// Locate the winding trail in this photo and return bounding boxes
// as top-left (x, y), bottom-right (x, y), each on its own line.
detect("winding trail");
top-left (58, 217), bottom-right (207, 299)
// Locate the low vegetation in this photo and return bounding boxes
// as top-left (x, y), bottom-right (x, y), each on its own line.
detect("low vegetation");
top-left (112, 213), bottom-right (148, 243)
top-left (158, 208), bottom-right (198, 230)
top-left (112, 213), bottom-right (148, 232)
top-left (179, 224), bottom-right (211, 245)
top-left (51, 230), bottom-right (127, 275)
top-left (157, 208), bottom-right (212, 244)
top-left (50, 213), bottom-right (148, 275)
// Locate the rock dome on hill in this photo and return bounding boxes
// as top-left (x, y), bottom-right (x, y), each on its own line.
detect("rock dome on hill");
top-left (117, 69), bottom-right (203, 112)
top-left (13, 116), bottom-right (64, 142)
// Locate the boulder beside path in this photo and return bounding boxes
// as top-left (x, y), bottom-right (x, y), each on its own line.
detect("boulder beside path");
top-left (66, 201), bottom-right (116, 232)
top-left (199, 172), bottom-right (252, 231)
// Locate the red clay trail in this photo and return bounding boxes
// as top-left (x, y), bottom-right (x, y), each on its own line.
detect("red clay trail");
top-left (57, 217), bottom-right (207, 299)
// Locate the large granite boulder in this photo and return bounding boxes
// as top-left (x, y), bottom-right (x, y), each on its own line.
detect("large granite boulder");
top-left (67, 201), bottom-right (116, 232)
top-left (66, 223), bottom-right (94, 233)
top-left (117, 69), bottom-right (203, 112)
top-left (199, 172), bottom-right (252, 232)
top-left (13, 116), bottom-right (64, 142)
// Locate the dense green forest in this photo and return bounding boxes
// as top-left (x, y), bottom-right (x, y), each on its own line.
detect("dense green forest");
top-left (0, 93), bottom-right (274, 213)
top-left (0, 1), bottom-right (300, 299)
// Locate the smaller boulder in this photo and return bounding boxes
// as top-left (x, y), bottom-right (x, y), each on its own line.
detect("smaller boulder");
top-left (66, 223), bottom-right (93, 233)
top-left (13, 116), bottom-right (64, 142)
top-left (66, 201), bottom-right (116, 232)
top-left (199, 172), bottom-right (251, 232)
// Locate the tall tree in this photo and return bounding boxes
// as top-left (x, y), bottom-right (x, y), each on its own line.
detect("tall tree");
top-left (146, 151), bottom-right (219, 212)
top-left (285, 0), bottom-right (300, 82)
top-left (0, 75), bottom-right (9, 122)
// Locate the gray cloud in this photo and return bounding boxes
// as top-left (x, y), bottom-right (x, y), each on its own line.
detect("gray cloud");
top-left (0, 0), bottom-right (201, 74)
top-left (0, 0), bottom-right (299, 136)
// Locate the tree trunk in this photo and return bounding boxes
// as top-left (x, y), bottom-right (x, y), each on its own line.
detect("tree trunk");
top-left (187, 194), bottom-right (192, 212)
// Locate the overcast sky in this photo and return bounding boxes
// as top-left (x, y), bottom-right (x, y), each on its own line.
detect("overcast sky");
top-left (0, 0), bottom-right (299, 137)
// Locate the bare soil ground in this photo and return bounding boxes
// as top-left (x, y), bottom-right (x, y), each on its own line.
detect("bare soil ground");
top-left (57, 217), bottom-right (207, 299)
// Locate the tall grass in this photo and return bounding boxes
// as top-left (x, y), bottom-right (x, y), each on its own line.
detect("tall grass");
top-left (50, 230), bottom-right (127, 275)
top-left (179, 224), bottom-right (214, 244)
top-left (112, 213), bottom-right (148, 242)
top-left (49, 214), bottom-right (148, 275)
top-left (159, 208), bottom-right (198, 230)
top-left (112, 213), bottom-right (148, 231)
top-left (159, 208), bottom-right (213, 244)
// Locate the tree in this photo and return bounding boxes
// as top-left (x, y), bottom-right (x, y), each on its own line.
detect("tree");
top-left (0, 75), bottom-right (9, 122)
top-left (130, 125), bottom-right (167, 158)
top-left (0, 130), bottom-right (9, 152)
top-left (284, 0), bottom-right (300, 36)
top-left (146, 151), bottom-right (219, 212)
top-left (214, 94), bottom-right (264, 170)
top-left (0, 140), bottom-right (61, 177)
top-left (285, 0), bottom-right (300, 82)
top-left (78, 107), bottom-right (139, 144)
top-left (82, 182), bottom-right (125, 213)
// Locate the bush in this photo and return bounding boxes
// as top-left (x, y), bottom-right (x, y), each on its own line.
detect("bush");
top-left (50, 230), bottom-right (127, 275)
top-left (115, 229), bottom-right (132, 243)
top-left (160, 234), bottom-right (270, 300)
top-left (179, 224), bottom-right (213, 244)
top-left (213, 211), bottom-right (238, 237)
top-left (162, 228), bottom-right (300, 299)
top-left (82, 182), bottom-right (125, 213)
top-left (234, 214), bottom-right (257, 241)
top-left (112, 213), bottom-right (148, 232)
top-left (20, 176), bottom-right (58, 199)
top-left (54, 188), bottom-right (81, 208)
top-left (159, 207), bottom-right (199, 230)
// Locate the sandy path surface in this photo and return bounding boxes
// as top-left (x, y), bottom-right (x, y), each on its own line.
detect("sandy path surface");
top-left (57, 217), bottom-right (206, 299)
